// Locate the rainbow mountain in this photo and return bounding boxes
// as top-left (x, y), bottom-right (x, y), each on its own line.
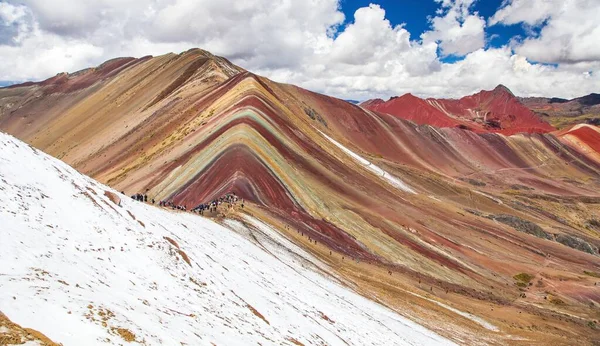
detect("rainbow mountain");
top-left (1, 48), bottom-right (600, 345)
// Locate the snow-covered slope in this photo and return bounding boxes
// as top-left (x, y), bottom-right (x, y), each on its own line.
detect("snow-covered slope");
top-left (0, 132), bottom-right (453, 345)
top-left (319, 131), bottom-right (417, 194)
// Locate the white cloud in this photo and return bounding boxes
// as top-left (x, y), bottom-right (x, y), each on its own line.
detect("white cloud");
top-left (329, 5), bottom-right (411, 65)
top-left (421, 0), bottom-right (486, 56)
top-left (0, 2), bottom-right (27, 24)
top-left (0, 2), bottom-right (30, 44)
top-left (0, 0), bottom-right (599, 100)
top-left (490, 0), bottom-right (600, 64)
top-left (488, 0), bottom-right (555, 26)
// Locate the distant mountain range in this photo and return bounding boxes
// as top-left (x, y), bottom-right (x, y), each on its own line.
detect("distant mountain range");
top-left (519, 93), bottom-right (600, 128)
top-left (0, 81), bottom-right (19, 87)
top-left (359, 88), bottom-right (599, 132)
top-left (362, 85), bottom-right (596, 135)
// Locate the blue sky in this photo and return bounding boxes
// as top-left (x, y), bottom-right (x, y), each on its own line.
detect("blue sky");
top-left (340, 0), bottom-right (527, 62)
top-left (340, 0), bottom-right (440, 35)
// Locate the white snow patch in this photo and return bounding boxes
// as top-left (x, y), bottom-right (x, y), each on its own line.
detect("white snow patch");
top-left (320, 131), bottom-right (417, 194)
top-left (0, 132), bottom-right (452, 345)
top-left (22, 341), bottom-right (43, 346)
top-left (404, 291), bottom-right (498, 332)
top-left (472, 190), bottom-right (503, 205)
top-left (426, 300), bottom-right (499, 332)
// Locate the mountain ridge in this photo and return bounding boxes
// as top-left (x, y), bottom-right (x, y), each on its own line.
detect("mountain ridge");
top-left (361, 84), bottom-right (556, 135)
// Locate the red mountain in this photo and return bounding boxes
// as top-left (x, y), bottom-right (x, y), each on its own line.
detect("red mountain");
top-left (362, 85), bottom-right (555, 135)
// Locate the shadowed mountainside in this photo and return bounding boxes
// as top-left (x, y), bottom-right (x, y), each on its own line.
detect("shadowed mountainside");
top-left (2, 48), bottom-right (600, 344)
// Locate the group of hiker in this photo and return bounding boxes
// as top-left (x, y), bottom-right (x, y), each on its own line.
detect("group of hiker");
top-left (126, 189), bottom-right (402, 277)
top-left (190, 193), bottom-right (243, 215)
top-left (158, 200), bottom-right (187, 211)
top-left (130, 193), bottom-right (155, 205)
top-left (128, 190), bottom-right (243, 216)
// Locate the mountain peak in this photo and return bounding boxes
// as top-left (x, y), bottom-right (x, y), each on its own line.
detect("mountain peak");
top-left (492, 84), bottom-right (514, 96)
top-left (389, 93), bottom-right (424, 103)
top-left (362, 84), bottom-right (554, 134)
top-left (397, 92), bottom-right (418, 99)
top-left (359, 98), bottom-right (385, 107)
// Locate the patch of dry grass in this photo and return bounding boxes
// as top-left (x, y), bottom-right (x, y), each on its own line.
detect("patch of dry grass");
top-left (548, 113), bottom-right (598, 129)
top-left (112, 327), bottom-right (136, 342)
top-left (514, 273), bottom-right (534, 284)
top-left (0, 311), bottom-right (59, 345)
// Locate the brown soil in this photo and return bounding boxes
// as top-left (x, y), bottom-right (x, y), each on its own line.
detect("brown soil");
top-left (246, 304), bottom-right (270, 325)
top-left (104, 190), bottom-right (121, 205)
top-left (163, 236), bottom-right (180, 249)
top-left (177, 249), bottom-right (192, 266)
top-left (319, 311), bottom-right (334, 323)
top-left (286, 337), bottom-right (305, 345)
top-left (126, 210), bottom-right (136, 221)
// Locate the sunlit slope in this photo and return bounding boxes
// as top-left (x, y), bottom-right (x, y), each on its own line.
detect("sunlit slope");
top-left (0, 132), bottom-right (456, 345)
top-left (2, 49), bottom-right (600, 344)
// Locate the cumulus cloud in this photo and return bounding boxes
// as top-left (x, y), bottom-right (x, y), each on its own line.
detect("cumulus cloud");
top-left (0, 2), bottom-right (30, 45)
top-left (0, 0), bottom-right (346, 78)
top-left (421, 0), bottom-right (486, 56)
top-left (490, 0), bottom-right (600, 64)
top-left (329, 5), bottom-right (410, 65)
top-left (0, 0), bottom-right (599, 100)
